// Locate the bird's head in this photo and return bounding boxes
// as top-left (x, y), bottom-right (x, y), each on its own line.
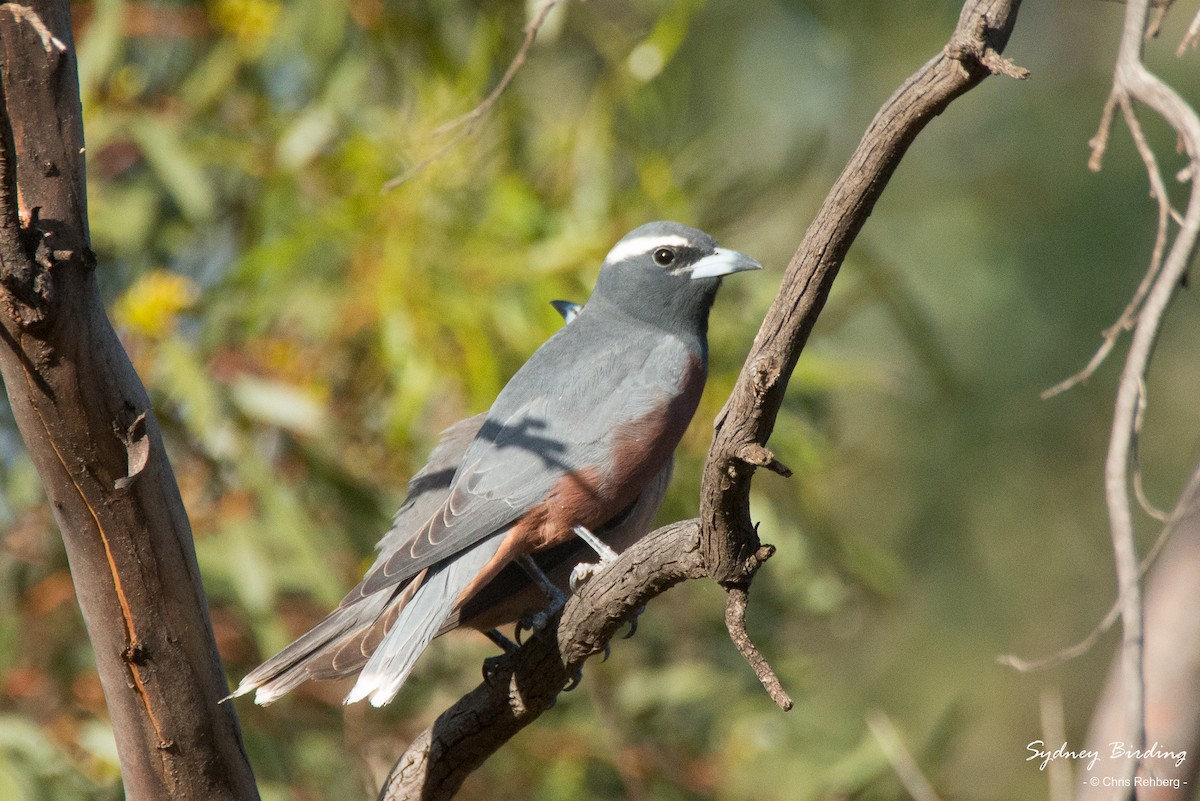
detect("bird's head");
top-left (589, 221), bottom-right (761, 332)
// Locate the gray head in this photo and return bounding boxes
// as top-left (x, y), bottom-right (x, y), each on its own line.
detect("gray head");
top-left (587, 221), bottom-right (761, 334)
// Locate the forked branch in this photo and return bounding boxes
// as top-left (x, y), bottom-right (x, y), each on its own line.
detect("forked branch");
top-left (378, 2), bottom-right (1026, 799)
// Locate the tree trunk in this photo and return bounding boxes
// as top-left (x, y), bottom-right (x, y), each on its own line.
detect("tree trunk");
top-left (0, 3), bottom-right (258, 799)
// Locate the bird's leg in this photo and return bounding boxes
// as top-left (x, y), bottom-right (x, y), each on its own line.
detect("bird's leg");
top-left (514, 554), bottom-right (569, 642)
top-left (569, 525), bottom-right (643, 641)
top-left (483, 628), bottom-right (519, 654)
top-left (480, 628), bottom-right (522, 684)
top-left (568, 524), bottom-right (619, 591)
top-left (517, 554), bottom-right (569, 606)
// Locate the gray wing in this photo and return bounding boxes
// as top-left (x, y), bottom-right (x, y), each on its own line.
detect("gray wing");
top-left (358, 316), bottom-right (693, 595)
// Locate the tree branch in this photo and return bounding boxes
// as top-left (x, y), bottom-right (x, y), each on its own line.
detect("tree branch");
top-left (1082, 0), bottom-right (1200, 788)
top-left (378, 520), bottom-right (706, 801)
top-left (378, 2), bottom-right (1026, 798)
top-left (0, 3), bottom-right (258, 799)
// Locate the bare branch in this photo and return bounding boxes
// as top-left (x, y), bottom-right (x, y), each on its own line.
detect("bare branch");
top-left (1039, 6), bottom-right (1200, 783)
top-left (1099, 0), bottom-right (1200, 782)
top-left (377, 2), bottom-right (1027, 796)
top-left (724, 578), bottom-right (793, 712)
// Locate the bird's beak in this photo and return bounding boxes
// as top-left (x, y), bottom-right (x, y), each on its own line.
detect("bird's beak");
top-left (688, 247), bottom-right (763, 280)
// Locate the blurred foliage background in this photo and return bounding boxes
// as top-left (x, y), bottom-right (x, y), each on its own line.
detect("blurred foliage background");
top-left (2, 0), bottom-right (1200, 799)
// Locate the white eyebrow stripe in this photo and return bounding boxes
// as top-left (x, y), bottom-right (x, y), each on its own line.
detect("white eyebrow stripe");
top-left (603, 234), bottom-right (693, 264)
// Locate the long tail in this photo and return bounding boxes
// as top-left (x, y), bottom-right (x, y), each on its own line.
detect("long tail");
top-left (343, 532), bottom-right (509, 707)
top-left (227, 588), bottom-right (394, 705)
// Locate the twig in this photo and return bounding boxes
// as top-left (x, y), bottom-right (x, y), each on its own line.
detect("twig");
top-left (380, 0), bottom-right (562, 192)
top-left (1176, 8), bottom-right (1200, 55)
top-left (1043, 99), bottom-right (1177, 400)
top-left (999, 484), bottom-right (1184, 672)
top-left (724, 580), bottom-right (793, 712)
top-left (1039, 12), bottom-right (1200, 785)
top-left (866, 711), bottom-right (944, 801)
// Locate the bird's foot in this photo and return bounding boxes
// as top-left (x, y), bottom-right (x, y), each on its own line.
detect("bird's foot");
top-left (514, 590), bottom-right (568, 644)
top-left (563, 664), bottom-right (585, 692)
top-left (568, 560), bottom-right (605, 592)
top-left (568, 525), bottom-right (620, 592)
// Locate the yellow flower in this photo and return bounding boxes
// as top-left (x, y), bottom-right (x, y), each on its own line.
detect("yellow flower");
top-left (114, 270), bottom-right (200, 339)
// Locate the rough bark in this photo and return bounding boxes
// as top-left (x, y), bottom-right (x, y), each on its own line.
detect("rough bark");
top-left (0, 3), bottom-right (259, 800)
top-left (379, 2), bottom-right (1026, 799)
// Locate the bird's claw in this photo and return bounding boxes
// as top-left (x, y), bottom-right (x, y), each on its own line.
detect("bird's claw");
top-left (515, 590), bottom-right (568, 643)
top-left (569, 560), bottom-right (606, 592)
top-left (563, 664), bottom-right (585, 692)
top-left (623, 604), bottom-right (645, 639)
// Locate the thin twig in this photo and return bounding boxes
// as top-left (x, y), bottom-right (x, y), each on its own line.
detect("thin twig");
top-left (1088, 92), bottom-right (1120, 172)
top-left (1043, 96), bottom-right (1179, 399)
top-left (998, 494), bottom-right (1182, 672)
top-left (1030, 0), bottom-right (1200, 751)
top-left (866, 711), bottom-right (944, 801)
top-left (1176, 8), bottom-right (1200, 55)
top-left (723, 583), bottom-right (793, 712)
top-left (380, 0), bottom-right (562, 192)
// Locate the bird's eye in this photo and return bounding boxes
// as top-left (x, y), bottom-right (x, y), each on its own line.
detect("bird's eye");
top-left (653, 247), bottom-right (676, 266)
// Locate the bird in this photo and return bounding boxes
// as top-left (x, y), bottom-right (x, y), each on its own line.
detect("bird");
top-left (228, 299), bottom-right (639, 704)
top-left (230, 221), bottom-right (761, 707)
